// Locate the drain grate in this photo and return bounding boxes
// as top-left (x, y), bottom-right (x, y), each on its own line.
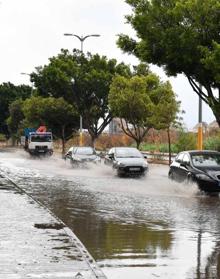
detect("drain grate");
top-left (34, 223), bottom-right (65, 230)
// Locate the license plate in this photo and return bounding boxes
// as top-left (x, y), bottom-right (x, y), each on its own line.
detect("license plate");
top-left (130, 167), bottom-right (140, 171)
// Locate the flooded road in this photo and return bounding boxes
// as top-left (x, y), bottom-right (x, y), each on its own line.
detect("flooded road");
top-left (1, 149), bottom-right (220, 278)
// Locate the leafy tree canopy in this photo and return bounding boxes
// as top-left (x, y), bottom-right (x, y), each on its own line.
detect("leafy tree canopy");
top-left (118, 0), bottom-right (220, 124)
top-left (22, 96), bottom-right (79, 153)
top-left (109, 72), bottom-right (178, 148)
top-left (7, 99), bottom-right (25, 140)
top-left (0, 82), bottom-right (32, 136)
top-left (31, 49), bottom-right (131, 145)
top-left (150, 81), bottom-right (180, 130)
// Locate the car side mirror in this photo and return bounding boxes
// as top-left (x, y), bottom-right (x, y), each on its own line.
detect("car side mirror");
top-left (141, 152), bottom-right (147, 159)
top-left (99, 151), bottom-right (105, 158)
top-left (65, 152), bottom-right (72, 158)
top-left (180, 162), bottom-right (188, 168)
top-left (108, 154), bottom-right (114, 159)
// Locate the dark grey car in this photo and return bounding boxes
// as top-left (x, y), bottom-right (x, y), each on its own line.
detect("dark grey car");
top-left (168, 150), bottom-right (220, 193)
top-left (64, 146), bottom-right (101, 167)
top-left (104, 147), bottom-right (148, 176)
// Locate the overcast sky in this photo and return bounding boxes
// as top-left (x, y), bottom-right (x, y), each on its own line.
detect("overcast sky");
top-left (0, 0), bottom-right (215, 129)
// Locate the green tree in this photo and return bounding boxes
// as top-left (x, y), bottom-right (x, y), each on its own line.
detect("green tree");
top-left (0, 82), bottom-right (32, 137)
top-left (31, 49), bottom-right (131, 146)
top-left (22, 96), bottom-right (79, 153)
top-left (175, 132), bottom-right (197, 152)
top-left (7, 99), bottom-right (25, 145)
top-left (109, 73), bottom-right (177, 149)
top-left (204, 135), bottom-right (220, 151)
top-left (118, 0), bottom-right (220, 125)
top-left (150, 82), bottom-right (181, 164)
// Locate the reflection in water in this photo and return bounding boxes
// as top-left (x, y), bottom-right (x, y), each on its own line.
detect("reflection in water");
top-left (1, 150), bottom-right (220, 278)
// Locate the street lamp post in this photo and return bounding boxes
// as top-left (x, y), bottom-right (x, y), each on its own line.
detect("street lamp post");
top-left (64, 33), bottom-right (100, 146)
top-left (20, 72), bottom-right (31, 78)
top-left (20, 72), bottom-right (34, 94)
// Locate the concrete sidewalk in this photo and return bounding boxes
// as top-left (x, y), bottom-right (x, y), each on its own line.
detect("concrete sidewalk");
top-left (0, 175), bottom-right (106, 279)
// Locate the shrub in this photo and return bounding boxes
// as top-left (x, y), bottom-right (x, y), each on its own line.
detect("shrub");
top-left (0, 134), bottom-right (6, 142)
top-left (140, 142), bottom-right (178, 153)
top-left (204, 136), bottom-right (220, 151)
top-left (175, 132), bottom-right (196, 153)
top-left (96, 134), bottom-right (133, 150)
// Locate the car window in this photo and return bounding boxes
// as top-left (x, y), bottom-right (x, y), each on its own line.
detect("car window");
top-left (115, 148), bottom-right (142, 158)
top-left (191, 153), bottom-right (220, 167)
top-left (108, 148), bottom-right (114, 155)
top-left (183, 154), bottom-right (190, 165)
top-left (65, 147), bottom-right (73, 156)
top-left (30, 135), bottom-right (52, 142)
top-left (75, 147), bottom-right (95, 155)
top-left (176, 153), bottom-right (184, 163)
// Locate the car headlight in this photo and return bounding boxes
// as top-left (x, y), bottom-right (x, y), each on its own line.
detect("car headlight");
top-left (73, 157), bottom-right (81, 162)
top-left (142, 161), bottom-right (148, 168)
top-left (196, 173), bottom-right (213, 182)
top-left (94, 156), bottom-right (101, 162)
top-left (117, 162), bottom-right (125, 167)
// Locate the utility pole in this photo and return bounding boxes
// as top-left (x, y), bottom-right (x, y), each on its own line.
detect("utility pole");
top-left (197, 85), bottom-right (203, 150)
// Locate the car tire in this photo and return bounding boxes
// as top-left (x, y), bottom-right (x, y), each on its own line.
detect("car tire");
top-left (186, 174), bottom-right (194, 184)
top-left (168, 171), bottom-right (174, 180)
top-left (70, 159), bottom-right (76, 168)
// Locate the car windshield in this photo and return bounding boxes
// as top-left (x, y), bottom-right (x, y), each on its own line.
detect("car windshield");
top-left (191, 153), bottom-right (220, 168)
top-left (115, 148), bottom-right (142, 158)
top-left (75, 147), bottom-right (95, 155)
top-left (30, 135), bottom-right (52, 142)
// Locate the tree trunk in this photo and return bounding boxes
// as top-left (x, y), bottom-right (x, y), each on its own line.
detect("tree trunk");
top-left (90, 134), bottom-right (96, 148)
top-left (87, 127), bottom-right (98, 148)
top-left (11, 136), bottom-right (16, 147)
top-left (167, 128), bottom-right (172, 165)
top-left (136, 140), bottom-right (141, 150)
top-left (213, 111), bottom-right (220, 128)
top-left (61, 125), bottom-right (66, 155)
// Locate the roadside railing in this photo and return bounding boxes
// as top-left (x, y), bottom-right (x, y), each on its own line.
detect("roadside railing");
top-left (141, 151), bottom-right (177, 165)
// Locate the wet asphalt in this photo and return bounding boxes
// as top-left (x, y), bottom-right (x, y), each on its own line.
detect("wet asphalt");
top-left (2, 149), bottom-right (220, 279)
top-left (0, 171), bottom-right (106, 278)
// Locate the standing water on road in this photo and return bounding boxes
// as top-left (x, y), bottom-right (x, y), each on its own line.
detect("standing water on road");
top-left (1, 149), bottom-right (220, 279)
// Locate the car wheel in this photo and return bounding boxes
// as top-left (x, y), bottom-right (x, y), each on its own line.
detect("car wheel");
top-left (168, 171), bottom-right (174, 180)
top-left (70, 159), bottom-right (76, 168)
top-left (185, 174), bottom-right (195, 185)
top-left (116, 168), bottom-right (124, 177)
top-left (117, 172), bottom-right (125, 177)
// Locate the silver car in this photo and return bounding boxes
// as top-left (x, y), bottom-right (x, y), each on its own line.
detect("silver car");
top-left (104, 147), bottom-right (148, 176)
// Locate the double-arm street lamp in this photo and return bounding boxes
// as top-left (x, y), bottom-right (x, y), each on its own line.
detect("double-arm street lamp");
top-left (20, 72), bottom-right (34, 94)
top-left (64, 33), bottom-right (100, 146)
top-left (64, 33), bottom-right (100, 52)
top-left (20, 72), bottom-right (31, 79)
